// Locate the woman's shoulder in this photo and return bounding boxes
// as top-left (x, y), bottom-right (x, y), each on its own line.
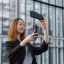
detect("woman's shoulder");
top-left (5, 40), bottom-right (15, 46)
top-left (5, 40), bottom-right (17, 48)
top-left (5, 39), bottom-right (18, 43)
top-left (5, 39), bottom-right (20, 46)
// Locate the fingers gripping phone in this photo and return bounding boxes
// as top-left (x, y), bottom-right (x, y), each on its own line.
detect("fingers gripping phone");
top-left (30, 11), bottom-right (44, 20)
top-left (33, 24), bottom-right (38, 33)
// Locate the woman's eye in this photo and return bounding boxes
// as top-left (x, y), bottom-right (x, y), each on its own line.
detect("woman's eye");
top-left (19, 24), bottom-right (22, 25)
top-left (20, 24), bottom-right (22, 25)
top-left (19, 24), bottom-right (25, 26)
top-left (23, 24), bottom-right (25, 26)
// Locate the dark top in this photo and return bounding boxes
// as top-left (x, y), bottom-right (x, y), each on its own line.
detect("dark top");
top-left (5, 39), bottom-right (48, 64)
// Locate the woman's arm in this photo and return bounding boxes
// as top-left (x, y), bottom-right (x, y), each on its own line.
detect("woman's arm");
top-left (29, 40), bottom-right (48, 55)
top-left (5, 41), bottom-right (25, 59)
top-left (39, 20), bottom-right (48, 44)
top-left (30, 20), bottom-right (48, 55)
top-left (43, 28), bottom-right (48, 44)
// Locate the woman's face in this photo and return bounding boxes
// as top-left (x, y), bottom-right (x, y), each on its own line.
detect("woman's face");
top-left (17, 20), bottom-right (25, 34)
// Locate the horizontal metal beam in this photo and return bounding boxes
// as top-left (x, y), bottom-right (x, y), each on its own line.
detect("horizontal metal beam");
top-left (33, 0), bottom-right (64, 9)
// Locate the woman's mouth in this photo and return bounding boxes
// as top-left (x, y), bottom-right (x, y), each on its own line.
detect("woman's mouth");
top-left (20, 29), bottom-right (24, 31)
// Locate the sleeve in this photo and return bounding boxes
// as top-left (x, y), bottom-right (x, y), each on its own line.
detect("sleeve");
top-left (5, 41), bottom-right (25, 59)
top-left (31, 40), bottom-right (48, 55)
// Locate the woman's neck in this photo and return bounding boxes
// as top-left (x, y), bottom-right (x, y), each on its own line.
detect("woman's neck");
top-left (16, 34), bottom-right (21, 42)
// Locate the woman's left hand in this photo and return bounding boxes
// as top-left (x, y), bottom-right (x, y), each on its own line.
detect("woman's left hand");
top-left (39, 20), bottom-right (46, 30)
top-left (39, 20), bottom-right (48, 44)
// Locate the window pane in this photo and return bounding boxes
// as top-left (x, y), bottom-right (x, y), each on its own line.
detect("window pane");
top-left (63, 0), bottom-right (64, 7)
top-left (26, 0), bottom-right (33, 15)
top-left (3, 0), bottom-right (9, 4)
top-left (2, 37), bottom-right (9, 64)
top-left (20, 14), bottom-right (25, 21)
top-left (63, 9), bottom-right (64, 37)
top-left (20, 0), bottom-right (25, 3)
top-left (48, 6), bottom-right (55, 36)
top-left (50, 0), bottom-right (55, 5)
top-left (0, 0), bottom-right (2, 34)
top-left (10, 0), bottom-right (17, 20)
top-left (0, 21), bottom-right (2, 34)
top-left (56, 0), bottom-right (62, 6)
top-left (2, 0), bottom-right (9, 35)
top-left (36, 55), bottom-right (41, 64)
top-left (56, 8), bottom-right (62, 37)
top-left (49, 38), bottom-right (56, 64)
top-left (56, 39), bottom-right (63, 64)
top-left (0, 37), bottom-right (2, 64)
top-left (26, 15), bottom-right (33, 34)
top-left (42, 0), bottom-right (48, 3)
top-left (20, 1), bottom-right (25, 14)
top-left (35, 2), bottom-right (40, 13)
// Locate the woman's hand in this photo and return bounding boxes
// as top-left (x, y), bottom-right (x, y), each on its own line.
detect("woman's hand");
top-left (20, 29), bottom-right (38, 46)
top-left (25, 29), bottom-right (38, 43)
top-left (39, 20), bottom-right (48, 44)
top-left (39, 20), bottom-right (46, 30)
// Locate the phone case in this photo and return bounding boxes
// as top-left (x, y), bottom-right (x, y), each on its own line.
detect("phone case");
top-left (30, 11), bottom-right (44, 20)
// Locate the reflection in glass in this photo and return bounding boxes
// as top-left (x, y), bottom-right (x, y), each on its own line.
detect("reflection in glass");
top-left (56, 8), bottom-right (62, 37)
top-left (26, 0), bottom-right (33, 15)
top-left (35, 2), bottom-right (40, 13)
top-left (49, 6), bottom-right (55, 36)
top-left (2, 37), bottom-right (9, 64)
top-left (0, 38), bottom-right (2, 64)
top-left (50, 0), bottom-right (55, 4)
top-left (26, 15), bottom-right (33, 34)
top-left (2, 0), bottom-right (9, 35)
top-left (42, 0), bottom-right (48, 3)
top-left (63, 0), bottom-right (64, 7)
top-left (36, 55), bottom-right (41, 64)
top-left (20, 2), bottom-right (25, 14)
top-left (21, 14), bottom-right (25, 21)
top-left (56, 39), bottom-right (63, 64)
top-left (56, 0), bottom-right (62, 6)
top-left (20, 0), bottom-right (25, 3)
top-left (49, 38), bottom-right (56, 64)
top-left (63, 10), bottom-right (64, 37)
top-left (0, 0), bottom-right (2, 34)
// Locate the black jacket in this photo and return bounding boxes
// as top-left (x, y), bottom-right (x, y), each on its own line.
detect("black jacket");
top-left (5, 39), bottom-right (48, 64)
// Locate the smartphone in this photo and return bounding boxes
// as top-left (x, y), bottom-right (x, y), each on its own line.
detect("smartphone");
top-left (33, 24), bottom-right (38, 33)
top-left (30, 11), bottom-right (44, 20)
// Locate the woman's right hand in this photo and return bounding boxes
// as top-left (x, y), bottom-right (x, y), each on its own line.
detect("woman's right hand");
top-left (20, 29), bottom-right (38, 46)
top-left (25, 29), bottom-right (38, 43)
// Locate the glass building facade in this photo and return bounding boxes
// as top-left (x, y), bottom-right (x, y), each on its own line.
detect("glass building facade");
top-left (0, 0), bottom-right (64, 64)
top-left (0, 0), bottom-right (17, 64)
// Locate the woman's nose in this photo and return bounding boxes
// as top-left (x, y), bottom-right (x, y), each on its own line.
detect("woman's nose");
top-left (21, 25), bottom-right (25, 28)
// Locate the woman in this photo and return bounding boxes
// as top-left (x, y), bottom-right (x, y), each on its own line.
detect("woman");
top-left (5, 18), bottom-right (48, 64)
